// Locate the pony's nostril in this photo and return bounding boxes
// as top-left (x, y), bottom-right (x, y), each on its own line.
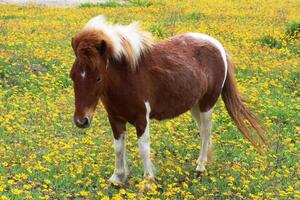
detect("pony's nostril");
top-left (82, 117), bottom-right (89, 126)
top-left (75, 117), bottom-right (90, 128)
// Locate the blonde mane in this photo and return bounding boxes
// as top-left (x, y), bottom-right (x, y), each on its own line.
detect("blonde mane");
top-left (84, 15), bottom-right (154, 70)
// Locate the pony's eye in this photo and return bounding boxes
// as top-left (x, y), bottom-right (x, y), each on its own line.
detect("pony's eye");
top-left (96, 77), bottom-right (101, 83)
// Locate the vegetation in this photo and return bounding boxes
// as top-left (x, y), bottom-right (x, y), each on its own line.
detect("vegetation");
top-left (259, 20), bottom-right (300, 54)
top-left (79, 0), bottom-right (153, 8)
top-left (286, 21), bottom-right (300, 39)
top-left (0, 0), bottom-right (299, 199)
top-left (259, 35), bottom-right (282, 49)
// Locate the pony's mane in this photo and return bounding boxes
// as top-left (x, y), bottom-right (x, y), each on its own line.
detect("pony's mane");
top-left (84, 15), bottom-right (154, 70)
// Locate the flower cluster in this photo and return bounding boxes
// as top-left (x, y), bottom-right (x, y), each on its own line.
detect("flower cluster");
top-left (0, 0), bottom-right (299, 199)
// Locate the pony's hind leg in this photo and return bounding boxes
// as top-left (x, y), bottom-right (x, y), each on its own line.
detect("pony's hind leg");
top-left (136, 102), bottom-right (154, 179)
top-left (190, 104), bottom-right (213, 172)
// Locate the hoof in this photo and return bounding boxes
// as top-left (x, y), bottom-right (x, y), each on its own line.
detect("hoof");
top-left (109, 173), bottom-right (127, 185)
top-left (196, 163), bottom-right (207, 172)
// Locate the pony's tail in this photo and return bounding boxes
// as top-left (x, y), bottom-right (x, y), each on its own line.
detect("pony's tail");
top-left (221, 51), bottom-right (269, 154)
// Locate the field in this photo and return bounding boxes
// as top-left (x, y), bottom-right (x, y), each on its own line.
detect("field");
top-left (0, 0), bottom-right (299, 199)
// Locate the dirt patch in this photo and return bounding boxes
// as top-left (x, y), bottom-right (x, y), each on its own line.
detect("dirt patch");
top-left (0, 0), bottom-right (109, 7)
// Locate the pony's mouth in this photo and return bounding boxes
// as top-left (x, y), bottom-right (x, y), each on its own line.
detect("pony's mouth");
top-left (74, 116), bottom-right (92, 129)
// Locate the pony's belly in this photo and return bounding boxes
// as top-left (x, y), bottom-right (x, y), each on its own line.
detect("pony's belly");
top-left (150, 84), bottom-right (202, 120)
top-left (151, 106), bottom-right (193, 120)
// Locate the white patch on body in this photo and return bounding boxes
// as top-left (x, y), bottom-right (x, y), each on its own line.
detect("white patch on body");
top-left (109, 133), bottom-right (129, 184)
top-left (187, 33), bottom-right (228, 88)
top-left (138, 101), bottom-right (154, 178)
top-left (84, 15), bottom-right (153, 68)
top-left (190, 105), bottom-right (213, 172)
top-left (81, 70), bottom-right (85, 79)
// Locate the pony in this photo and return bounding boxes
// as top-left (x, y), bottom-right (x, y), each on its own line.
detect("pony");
top-left (70, 15), bottom-right (268, 184)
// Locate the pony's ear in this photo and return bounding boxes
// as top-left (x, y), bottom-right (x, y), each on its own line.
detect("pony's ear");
top-left (95, 40), bottom-right (106, 55)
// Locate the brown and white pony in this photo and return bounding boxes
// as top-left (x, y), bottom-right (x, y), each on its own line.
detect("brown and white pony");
top-left (70, 16), bottom-right (268, 184)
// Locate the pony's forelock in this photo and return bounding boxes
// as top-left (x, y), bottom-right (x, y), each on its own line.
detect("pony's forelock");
top-left (83, 15), bottom-right (154, 70)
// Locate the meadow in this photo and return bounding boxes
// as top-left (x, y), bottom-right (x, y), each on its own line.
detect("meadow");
top-left (0, 0), bottom-right (299, 199)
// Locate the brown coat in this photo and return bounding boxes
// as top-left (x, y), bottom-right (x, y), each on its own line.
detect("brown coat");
top-left (71, 28), bottom-right (267, 153)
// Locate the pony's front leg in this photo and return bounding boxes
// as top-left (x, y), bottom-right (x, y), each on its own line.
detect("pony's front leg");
top-left (135, 102), bottom-right (154, 179)
top-left (108, 116), bottom-right (129, 184)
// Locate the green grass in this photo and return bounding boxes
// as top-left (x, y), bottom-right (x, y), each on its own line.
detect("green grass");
top-left (0, 0), bottom-right (299, 199)
top-left (0, 15), bottom-right (25, 20)
top-left (79, 0), bottom-right (125, 8)
top-left (79, 0), bottom-right (153, 8)
top-left (259, 21), bottom-right (300, 54)
top-left (259, 35), bottom-right (283, 49)
top-left (286, 21), bottom-right (300, 38)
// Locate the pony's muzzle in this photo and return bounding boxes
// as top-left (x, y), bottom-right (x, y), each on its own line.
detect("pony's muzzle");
top-left (74, 116), bottom-right (90, 128)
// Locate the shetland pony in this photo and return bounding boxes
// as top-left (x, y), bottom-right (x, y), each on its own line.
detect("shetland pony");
top-left (70, 16), bottom-right (268, 184)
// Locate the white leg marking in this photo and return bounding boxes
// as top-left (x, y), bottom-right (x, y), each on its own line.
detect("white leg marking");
top-left (187, 33), bottom-right (228, 88)
top-left (109, 133), bottom-right (129, 184)
top-left (138, 101), bottom-right (154, 178)
top-left (191, 105), bottom-right (213, 172)
top-left (190, 104), bottom-right (201, 129)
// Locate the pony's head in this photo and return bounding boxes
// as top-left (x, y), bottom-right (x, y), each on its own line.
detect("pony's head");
top-left (70, 15), bottom-right (153, 128)
top-left (70, 29), bottom-right (109, 128)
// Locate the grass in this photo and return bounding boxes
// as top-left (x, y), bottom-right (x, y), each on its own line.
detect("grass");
top-left (79, 0), bottom-right (153, 8)
top-left (286, 21), bottom-right (300, 38)
top-left (0, 0), bottom-right (299, 199)
top-left (259, 35), bottom-right (282, 49)
top-left (79, 1), bottom-right (125, 8)
top-left (259, 20), bottom-right (300, 54)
